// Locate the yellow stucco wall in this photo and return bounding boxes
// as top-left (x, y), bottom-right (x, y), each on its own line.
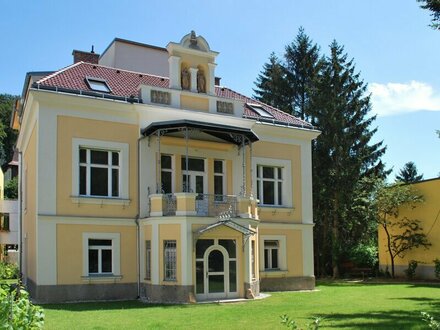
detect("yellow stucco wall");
top-left (56, 116), bottom-right (138, 217)
top-left (56, 223), bottom-right (136, 284)
top-left (158, 223), bottom-right (181, 284)
top-left (24, 124), bottom-right (37, 282)
top-left (378, 178), bottom-right (440, 268)
top-left (180, 95), bottom-right (209, 112)
top-left (252, 141), bottom-right (302, 223)
top-left (259, 228), bottom-right (304, 277)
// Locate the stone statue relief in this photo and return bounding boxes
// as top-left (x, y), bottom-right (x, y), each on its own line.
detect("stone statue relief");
top-left (181, 67), bottom-right (190, 90)
top-left (197, 70), bottom-right (206, 93)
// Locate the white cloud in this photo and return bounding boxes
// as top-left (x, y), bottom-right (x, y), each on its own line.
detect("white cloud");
top-left (369, 81), bottom-right (440, 116)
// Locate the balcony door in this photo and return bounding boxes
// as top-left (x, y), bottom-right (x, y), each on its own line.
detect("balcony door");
top-left (182, 157), bottom-right (207, 215)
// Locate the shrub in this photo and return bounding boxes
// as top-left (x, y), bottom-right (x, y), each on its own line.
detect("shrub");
top-left (434, 258), bottom-right (440, 279)
top-left (348, 242), bottom-right (378, 268)
top-left (421, 312), bottom-right (440, 329)
top-left (404, 260), bottom-right (418, 279)
top-left (0, 262), bottom-right (18, 280)
top-left (0, 284), bottom-right (45, 329)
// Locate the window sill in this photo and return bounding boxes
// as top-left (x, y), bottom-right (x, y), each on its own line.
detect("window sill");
top-left (258, 206), bottom-right (294, 213)
top-left (71, 196), bottom-right (131, 206)
top-left (260, 270), bottom-right (288, 278)
top-left (81, 274), bottom-right (123, 283)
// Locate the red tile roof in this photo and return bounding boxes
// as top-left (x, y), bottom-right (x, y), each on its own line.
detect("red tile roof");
top-left (35, 62), bottom-right (313, 129)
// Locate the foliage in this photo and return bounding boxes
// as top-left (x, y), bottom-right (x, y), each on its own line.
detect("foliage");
top-left (0, 284), bottom-right (45, 329)
top-left (421, 312), bottom-right (440, 329)
top-left (434, 258), bottom-right (440, 279)
top-left (254, 28), bottom-right (387, 278)
top-left (280, 314), bottom-right (321, 330)
top-left (348, 242), bottom-right (378, 268)
top-left (0, 94), bottom-right (18, 167)
top-left (375, 180), bottom-right (431, 277)
top-left (395, 161), bottom-right (424, 183)
top-left (4, 177), bottom-right (18, 200)
top-left (418, 0), bottom-right (440, 30)
top-left (404, 260), bottom-right (418, 279)
top-left (0, 262), bottom-right (18, 280)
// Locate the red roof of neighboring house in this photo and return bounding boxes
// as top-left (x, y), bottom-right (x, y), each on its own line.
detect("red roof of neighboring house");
top-left (35, 62), bottom-right (313, 129)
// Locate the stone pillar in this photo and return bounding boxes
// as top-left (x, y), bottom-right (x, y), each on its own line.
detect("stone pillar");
top-left (189, 67), bottom-right (198, 93)
top-left (207, 63), bottom-right (216, 95)
top-left (168, 56), bottom-right (181, 89)
top-left (149, 194), bottom-right (164, 216)
top-left (175, 193), bottom-right (197, 216)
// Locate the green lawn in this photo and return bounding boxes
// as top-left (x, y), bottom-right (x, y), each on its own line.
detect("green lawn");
top-left (41, 282), bottom-right (440, 329)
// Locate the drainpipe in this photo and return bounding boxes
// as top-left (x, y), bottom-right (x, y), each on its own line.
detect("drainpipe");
top-left (136, 135), bottom-right (142, 299)
top-left (18, 151), bottom-right (23, 284)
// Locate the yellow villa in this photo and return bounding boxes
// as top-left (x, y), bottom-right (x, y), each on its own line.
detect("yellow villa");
top-left (378, 178), bottom-right (440, 279)
top-left (13, 32), bottom-right (320, 303)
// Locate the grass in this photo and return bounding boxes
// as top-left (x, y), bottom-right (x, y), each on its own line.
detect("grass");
top-left (41, 281), bottom-right (440, 329)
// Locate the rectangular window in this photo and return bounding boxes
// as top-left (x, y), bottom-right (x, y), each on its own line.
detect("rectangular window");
top-left (256, 165), bottom-right (283, 205)
top-left (251, 240), bottom-right (256, 280)
top-left (164, 240), bottom-right (177, 281)
top-left (161, 155), bottom-right (173, 194)
top-left (214, 160), bottom-right (225, 200)
top-left (79, 148), bottom-right (120, 197)
top-left (88, 239), bottom-right (113, 274)
top-left (145, 240), bottom-right (151, 280)
top-left (264, 240), bottom-right (279, 270)
top-left (0, 213), bottom-right (10, 231)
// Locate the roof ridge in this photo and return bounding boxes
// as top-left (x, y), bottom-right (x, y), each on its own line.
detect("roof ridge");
top-left (37, 62), bottom-right (83, 84)
top-left (80, 62), bottom-right (170, 80)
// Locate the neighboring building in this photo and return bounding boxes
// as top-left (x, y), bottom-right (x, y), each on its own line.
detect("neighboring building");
top-left (0, 168), bottom-right (19, 263)
top-left (378, 177), bottom-right (440, 279)
top-left (13, 32), bottom-right (320, 303)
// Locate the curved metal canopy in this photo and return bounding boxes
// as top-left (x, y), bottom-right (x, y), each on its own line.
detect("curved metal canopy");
top-left (141, 119), bottom-right (259, 145)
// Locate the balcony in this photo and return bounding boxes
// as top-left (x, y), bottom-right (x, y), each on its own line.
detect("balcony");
top-left (149, 193), bottom-right (258, 219)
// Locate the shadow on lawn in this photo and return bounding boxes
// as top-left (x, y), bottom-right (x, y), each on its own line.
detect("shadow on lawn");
top-left (317, 309), bottom-right (432, 329)
top-left (42, 300), bottom-right (200, 312)
top-left (389, 296), bottom-right (440, 309)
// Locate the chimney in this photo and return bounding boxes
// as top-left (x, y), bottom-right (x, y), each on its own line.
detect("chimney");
top-left (72, 46), bottom-right (100, 64)
top-left (215, 76), bottom-right (221, 86)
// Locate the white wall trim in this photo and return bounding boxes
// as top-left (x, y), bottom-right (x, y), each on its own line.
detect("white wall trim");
top-left (82, 232), bottom-right (121, 277)
top-left (259, 235), bottom-right (287, 271)
top-left (72, 138), bottom-right (129, 199)
top-left (252, 157), bottom-right (292, 208)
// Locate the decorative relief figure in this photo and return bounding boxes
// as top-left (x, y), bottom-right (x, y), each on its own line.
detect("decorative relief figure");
top-left (189, 30), bottom-right (199, 49)
top-left (197, 70), bottom-right (206, 93)
top-left (181, 67), bottom-right (190, 90)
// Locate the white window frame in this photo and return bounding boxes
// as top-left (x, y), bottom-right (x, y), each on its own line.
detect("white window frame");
top-left (82, 232), bottom-right (120, 277)
top-left (160, 154), bottom-right (174, 194)
top-left (79, 148), bottom-right (120, 197)
top-left (72, 138), bottom-right (129, 201)
top-left (214, 159), bottom-right (226, 199)
top-left (264, 240), bottom-right (279, 270)
top-left (145, 240), bottom-right (151, 280)
top-left (259, 235), bottom-right (287, 272)
top-left (164, 240), bottom-right (177, 281)
top-left (252, 157), bottom-right (292, 208)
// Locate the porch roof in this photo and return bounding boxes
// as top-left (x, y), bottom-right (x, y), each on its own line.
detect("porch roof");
top-left (141, 119), bottom-right (259, 145)
top-left (195, 220), bottom-right (256, 238)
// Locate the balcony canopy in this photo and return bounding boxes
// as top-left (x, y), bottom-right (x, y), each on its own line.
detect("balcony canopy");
top-left (141, 119), bottom-right (259, 145)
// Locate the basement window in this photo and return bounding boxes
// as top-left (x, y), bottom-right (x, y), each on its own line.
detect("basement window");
top-left (85, 77), bottom-right (111, 93)
top-left (246, 103), bottom-right (274, 118)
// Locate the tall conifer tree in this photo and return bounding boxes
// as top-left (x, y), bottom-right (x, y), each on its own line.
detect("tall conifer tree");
top-left (310, 41), bottom-right (387, 277)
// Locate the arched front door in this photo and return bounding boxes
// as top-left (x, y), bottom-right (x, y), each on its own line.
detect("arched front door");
top-left (195, 239), bottom-right (238, 300)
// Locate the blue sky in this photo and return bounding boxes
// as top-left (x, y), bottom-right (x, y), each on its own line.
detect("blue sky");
top-left (1, 0), bottom-right (439, 178)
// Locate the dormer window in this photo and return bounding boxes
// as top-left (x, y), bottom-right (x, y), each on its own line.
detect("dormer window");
top-left (246, 104), bottom-right (274, 118)
top-left (85, 77), bottom-right (111, 93)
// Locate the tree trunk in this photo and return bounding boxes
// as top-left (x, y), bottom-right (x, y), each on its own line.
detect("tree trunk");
top-left (383, 222), bottom-right (395, 278)
top-left (332, 195), bottom-right (340, 279)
